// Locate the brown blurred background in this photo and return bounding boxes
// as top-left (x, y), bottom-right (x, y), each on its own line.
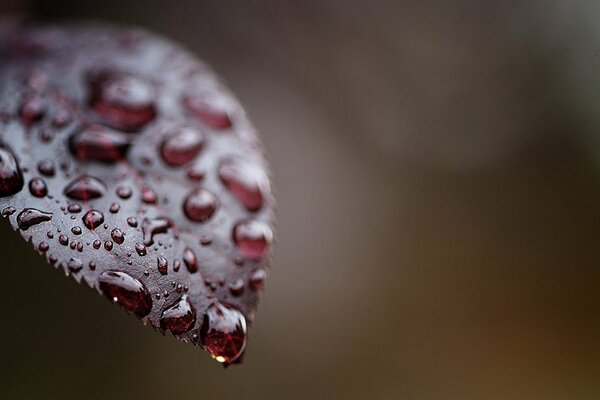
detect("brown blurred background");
top-left (1, 1), bottom-right (600, 399)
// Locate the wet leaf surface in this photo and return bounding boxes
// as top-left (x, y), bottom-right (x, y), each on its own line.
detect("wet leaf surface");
top-left (0, 22), bottom-right (275, 365)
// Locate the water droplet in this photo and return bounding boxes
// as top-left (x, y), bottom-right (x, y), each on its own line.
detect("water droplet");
top-left (200, 236), bottom-right (212, 246)
top-left (219, 159), bottom-right (267, 212)
top-left (135, 242), bottom-right (147, 256)
top-left (183, 189), bottom-right (217, 223)
top-left (233, 220), bottom-right (272, 259)
top-left (52, 109), bottom-right (71, 128)
top-left (173, 260), bottom-right (181, 272)
top-left (16, 208), bottom-right (52, 230)
top-left (159, 295), bottom-right (195, 335)
top-left (200, 302), bottom-right (247, 364)
top-left (64, 176), bottom-right (106, 200)
top-left (229, 279), bottom-right (244, 297)
top-left (82, 209), bottom-right (104, 231)
top-left (157, 256), bottom-right (168, 275)
top-left (98, 271), bottom-right (153, 318)
top-left (71, 226), bottom-right (82, 235)
top-left (109, 202), bottom-right (120, 213)
top-left (93, 239), bottom-right (101, 249)
top-left (250, 269), bottom-right (267, 290)
top-left (127, 217), bottom-right (138, 227)
top-left (28, 177), bottom-right (47, 197)
top-left (38, 242), bottom-right (49, 252)
top-left (142, 187), bottom-right (157, 204)
top-left (182, 247), bottom-right (197, 273)
top-left (0, 146), bottom-right (24, 197)
top-left (37, 159), bottom-right (55, 176)
top-left (111, 228), bottom-right (125, 244)
top-left (89, 261), bottom-right (96, 270)
top-left (160, 126), bottom-right (204, 166)
top-left (184, 96), bottom-right (232, 130)
top-left (141, 217), bottom-right (171, 245)
top-left (2, 206), bottom-right (15, 217)
top-left (89, 70), bottom-right (156, 131)
top-left (67, 203), bottom-right (82, 213)
top-left (19, 95), bottom-right (46, 126)
top-left (59, 234), bottom-right (69, 246)
top-left (69, 125), bottom-right (130, 163)
top-left (116, 185), bottom-right (132, 199)
top-left (67, 257), bottom-right (83, 273)
top-left (186, 166), bottom-right (204, 181)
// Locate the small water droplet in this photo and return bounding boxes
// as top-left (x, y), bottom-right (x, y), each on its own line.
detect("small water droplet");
top-left (67, 203), bottom-right (82, 213)
top-left (89, 261), bottom-right (96, 270)
top-left (98, 271), bottom-right (153, 318)
top-left (116, 185), bottom-right (132, 199)
top-left (82, 209), bottom-right (104, 230)
top-left (141, 187), bottom-right (157, 204)
top-left (200, 302), bottom-right (247, 365)
top-left (135, 242), bottom-right (147, 256)
top-left (160, 126), bottom-right (204, 166)
top-left (233, 220), bottom-right (273, 259)
top-left (19, 95), bottom-right (46, 126)
top-left (104, 240), bottom-right (113, 251)
top-left (184, 96), bottom-right (232, 130)
top-left (28, 177), bottom-right (47, 197)
top-left (157, 256), bottom-right (168, 275)
top-left (109, 202), bottom-right (120, 213)
top-left (182, 247), bottom-right (197, 273)
top-left (37, 159), bottom-right (55, 176)
top-left (38, 241), bottom-right (49, 252)
top-left (173, 260), bottom-right (181, 272)
top-left (250, 269), bottom-right (267, 290)
top-left (67, 257), bottom-right (83, 273)
top-left (229, 279), bottom-right (244, 297)
top-left (71, 226), bottom-right (82, 235)
top-left (183, 189), bottom-right (217, 223)
top-left (59, 234), bottom-right (69, 246)
top-left (111, 228), bottom-right (125, 244)
top-left (92, 239), bottom-right (101, 249)
top-left (17, 208), bottom-right (52, 230)
top-left (64, 176), bottom-right (106, 200)
top-left (127, 217), bottom-right (138, 227)
top-left (159, 295), bottom-right (195, 335)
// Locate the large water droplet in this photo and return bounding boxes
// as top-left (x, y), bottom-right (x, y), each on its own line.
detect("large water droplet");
top-left (69, 125), bottom-right (130, 163)
top-left (89, 70), bottom-right (156, 131)
top-left (160, 126), bottom-right (204, 166)
top-left (98, 271), bottom-right (152, 318)
top-left (28, 177), bottom-right (47, 197)
top-left (233, 220), bottom-right (273, 259)
top-left (159, 295), bottom-right (195, 335)
top-left (184, 96), bottom-right (232, 130)
top-left (64, 176), bottom-right (106, 200)
top-left (183, 189), bottom-right (217, 223)
top-left (82, 209), bottom-right (104, 230)
top-left (200, 302), bottom-right (247, 365)
top-left (219, 159), bottom-right (268, 212)
top-left (141, 217), bottom-right (171, 245)
top-left (17, 208), bottom-right (52, 230)
top-left (0, 146), bottom-right (24, 197)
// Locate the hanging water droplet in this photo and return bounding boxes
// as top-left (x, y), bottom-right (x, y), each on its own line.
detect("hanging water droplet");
top-left (183, 189), bottom-right (217, 223)
top-left (82, 209), bottom-right (104, 230)
top-left (219, 159), bottom-right (268, 212)
top-left (16, 208), bottom-right (52, 230)
top-left (98, 271), bottom-right (153, 318)
top-left (28, 177), bottom-right (47, 197)
top-left (64, 176), bottom-right (106, 201)
top-left (233, 220), bottom-right (273, 259)
top-left (200, 302), bottom-right (247, 365)
top-left (0, 146), bottom-right (24, 197)
top-left (159, 295), bottom-right (195, 335)
top-left (160, 126), bottom-right (205, 166)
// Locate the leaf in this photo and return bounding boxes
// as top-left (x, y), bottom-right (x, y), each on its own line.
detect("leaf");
top-left (0, 22), bottom-right (275, 366)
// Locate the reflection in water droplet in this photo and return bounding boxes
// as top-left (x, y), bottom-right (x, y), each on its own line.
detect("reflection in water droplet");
top-left (159, 295), bottom-right (195, 335)
top-left (200, 302), bottom-right (247, 365)
top-left (160, 126), bottom-right (204, 166)
top-left (233, 220), bottom-right (273, 259)
top-left (183, 189), bottom-right (217, 223)
top-left (16, 208), bottom-right (52, 230)
top-left (64, 176), bottom-right (106, 200)
top-left (0, 146), bottom-right (24, 197)
top-left (98, 271), bottom-right (153, 318)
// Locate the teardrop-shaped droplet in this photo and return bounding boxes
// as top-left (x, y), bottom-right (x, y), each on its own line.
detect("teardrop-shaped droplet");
top-left (28, 177), bottom-right (47, 197)
top-left (64, 176), bottom-right (106, 201)
top-left (184, 96), bottom-right (232, 130)
top-left (69, 125), bottom-right (130, 163)
top-left (0, 146), bottom-right (24, 197)
top-left (200, 302), bottom-right (247, 364)
top-left (16, 208), bottom-right (52, 230)
top-left (159, 295), bottom-right (195, 335)
top-left (89, 70), bottom-right (156, 132)
top-left (82, 209), bottom-right (104, 230)
top-left (157, 256), bottom-right (168, 275)
top-left (233, 220), bottom-right (273, 259)
top-left (160, 126), bottom-right (204, 166)
top-left (219, 159), bottom-right (268, 212)
top-left (182, 247), bottom-right (198, 273)
top-left (98, 271), bottom-right (152, 318)
top-left (141, 217), bottom-right (171, 245)
top-left (183, 189), bottom-right (217, 223)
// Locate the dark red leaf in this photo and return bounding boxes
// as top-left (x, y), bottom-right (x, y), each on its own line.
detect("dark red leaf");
top-left (0, 22), bottom-right (275, 366)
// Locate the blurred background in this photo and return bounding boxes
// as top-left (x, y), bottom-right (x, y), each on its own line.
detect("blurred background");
top-left (1, 1), bottom-right (600, 399)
